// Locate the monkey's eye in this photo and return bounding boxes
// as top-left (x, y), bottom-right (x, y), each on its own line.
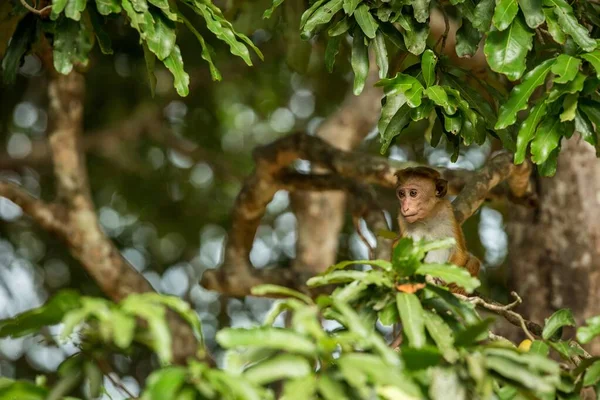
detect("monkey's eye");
top-left (398, 190), bottom-right (405, 198)
top-left (410, 190), bottom-right (417, 198)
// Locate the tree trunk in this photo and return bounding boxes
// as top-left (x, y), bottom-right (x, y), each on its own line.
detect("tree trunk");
top-left (506, 137), bottom-right (600, 353)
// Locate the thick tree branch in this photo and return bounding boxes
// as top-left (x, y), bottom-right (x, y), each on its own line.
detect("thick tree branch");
top-left (201, 132), bottom-right (534, 296)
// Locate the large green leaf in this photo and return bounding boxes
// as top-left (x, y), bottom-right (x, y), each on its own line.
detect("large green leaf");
top-left (378, 93), bottom-right (407, 137)
top-left (180, 13), bottom-right (221, 81)
top-left (351, 29), bottom-right (369, 95)
top-left (328, 16), bottom-right (352, 35)
top-left (514, 99), bottom-right (547, 163)
top-left (65, 0), bottom-right (87, 21)
top-left (544, 0), bottom-right (597, 52)
top-left (318, 374), bottom-right (349, 400)
top-left (518, 0), bottom-right (544, 28)
top-left (484, 14), bottom-right (534, 81)
top-left (95, 0), bottom-right (121, 15)
top-left (403, 17), bottom-right (429, 55)
top-left (343, 0), bottom-right (361, 14)
top-left (547, 71), bottom-right (586, 102)
top-left (143, 367), bottom-right (188, 400)
top-left (530, 115), bottom-right (564, 165)
top-left (423, 310), bottom-right (459, 362)
top-left (244, 354), bottom-right (312, 385)
top-left (582, 51), bottom-right (600, 79)
top-left (51, 0), bottom-right (69, 19)
top-left (301, 0), bottom-right (343, 38)
top-left (415, 264), bottom-right (480, 292)
top-left (1, 14), bottom-right (37, 84)
top-left (495, 58), bottom-right (555, 129)
top-left (325, 35), bottom-right (342, 73)
top-left (492, 0), bottom-right (519, 31)
top-left (217, 327), bottom-right (317, 355)
top-left (396, 292), bottom-right (426, 348)
top-left (163, 45), bottom-right (190, 97)
top-left (0, 290), bottom-right (81, 338)
top-left (421, 49), bottom-right (437, 87)
top-left (354, 4), bottom-right (378, 38)
top-left (577, 316), bottom-right (600, 344)
top-left (560, 93), bottom-right (577, 121)
top-left (543, 7), bottom-right (566, 44)
top-left (455, 19), bottom-right (482, 57)
top-left (412, 0), bottom-right (432, 23)
top-left (263, 0), bottom-right (285, 18)
top-left (583, 360), bottom-right (600, 387)
top-left (53, 17), bottom-right (94, 75)
top-left (542, 308), bottom-right (576, 339)
top-left (372, 31), bottom-right (388, 78)
top-left (144, 10), bottom-right (176, 60)
top-left (551, 54), bottom-right (581, 83)
top-left (424, 85), bottom-right (456, 114)
top-left (380, 103), bottom-right (412, 153)
top-left (472, 0), bottom-right (495, 31)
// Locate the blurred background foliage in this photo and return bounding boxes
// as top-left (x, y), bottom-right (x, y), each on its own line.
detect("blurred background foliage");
top-left (0, 0), bottom-right (511, 396)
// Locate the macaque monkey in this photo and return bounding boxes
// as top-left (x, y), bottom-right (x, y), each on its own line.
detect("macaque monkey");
top-left (394, 166), bottom-right (480, 294)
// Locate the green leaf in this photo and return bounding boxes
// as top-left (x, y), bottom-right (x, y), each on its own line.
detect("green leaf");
top-left (252, 284), bottom-right (313, 304)
top-left (484, 14), bottom-right (534, 81)
top-left (403, 18), bottom-right (429, 55)
top-left (0, 382), bottom-right (48, 400)
top-left (514, 99), bottom-right (547, 163)
top-left (396, 292), bottom-right (426, 348)
top-left (378, 301), bottom-right (400, 325)
top-left (380, 103), bottom-right (413, 153)
top-left (547, 71), bottom-right (586, 101)
top-left (380, 23), bottom-right (407, 50)
top-left (518, 0), bottom-right (544, 28)
top-left (412, 0), bottom-right (432, 23)
top-left (95, 0), bottom-right (121, 15)
top-left (495, 58), bottom-right (555, 129)
top-left (443, 111), bottom-right (463, 134)
top-left (263, 0), bottom-right (285, 18)
top-left (180, 13), bottom-right (221, 81)
top-left (551, 54), bottom-right (581, 83)
top-left (328, 16), bottom-right (352, 36)
top-left (542, 309), bottom-right (576, 339)
top-left (142, 43), bottom-right (157, 96)
top-left (424, 85), bottom-right (456, 114)
top-left (282, 376), bottom-right (317, 399)
top-left (530, 340), bottom-right (550, 356)
top-left (149, 0), bottom-right (177, 20)
top-left (543, 8), bottom-right (566, 44)
top-left (421, 49), bottom-right (437, 87)
top-left (131, 0), bottom-right (149, 13)
top-left (301, 0), bottom-right (343, 38)
top-left (343, 0), bottom-right (360, 15)
top-left (575, 109), bottom-right (597, 150)
top-left (317, 374), bottom-right (349, 400)
top-left (323, 259), bottom-right (393, 274)
top-left (144, 10), bottom-right (176, 60)
top-left (217, 327), bottom-right (317, 356)
top-left (111, 310), bottom-right (136, 348)
top-left (354, 4), bottom-right (377, 39)
top-left (472, 0), bottom-right (495, 31)
top-left (423, 310), bottom-right (459, 362)
top-left (492, 0), bottom-right (519, 31)
top-left (406, 82), bottom-right (424, 107)
top-left (582, 51), bottom-right (600, 79)
top-left (1, 14), bottom-right (37, 84)
top-left (300, 0), bottom-right (327, 28)
top-left (455, 19), bottom-right (482, 57)
top-left (244, 354), bottom-right (311, 385)
top-left (429, 368), bottom-right (467, 400)
top-left (88, 7), bottom-right (113, 54)
top-left (307, 270), bottom-right (369, 285)
top-left (583, 360), bottom-right (600, 387)
top-left (163, 45), bottom-right (189, 97)
top-left (416, 264), bottom-right (480, 292)
top-left (144, 367), bottom-right (188, 400)
top-left (0, 290), bottom-right (80, 338)
top-left (379, 93), bottom-right (407, 136)
top-left (65, 0), bottom-right (87, 21)
top-left (372, 31), bottom-right (388, 78)
top-left (544, 0), bottom-right (597, 52)
top-left (351, 29), bottom-right (369, 95)
top-left (51, 0), bottom-right (69, 20)
top-left (560, 93), bottom-right (578, 122)
top-left (193, 3), bottom-right (253, 66)
top-left (530, 115), bottom-right (564, 165)
top-left (538, 148), bottom-right (559, 176)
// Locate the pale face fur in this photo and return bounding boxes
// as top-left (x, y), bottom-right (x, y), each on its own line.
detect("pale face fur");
top-left (397, 176), bottom-right (441, 224)
top-left (397, 176), bottom-right (455, 263)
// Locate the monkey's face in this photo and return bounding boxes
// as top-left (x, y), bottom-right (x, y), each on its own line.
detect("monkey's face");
top-left (396, 177), bottom-right (439, 223)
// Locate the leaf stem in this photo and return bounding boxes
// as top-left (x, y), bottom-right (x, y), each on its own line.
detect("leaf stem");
top-left (19, 0), bottom-right (52, 15)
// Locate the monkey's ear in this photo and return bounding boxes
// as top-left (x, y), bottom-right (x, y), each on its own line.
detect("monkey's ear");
top-left (435, 179), bottom-right (448, 198)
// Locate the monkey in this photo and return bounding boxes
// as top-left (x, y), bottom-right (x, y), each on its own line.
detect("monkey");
top-left (393, 166), bottom-right (480, 295)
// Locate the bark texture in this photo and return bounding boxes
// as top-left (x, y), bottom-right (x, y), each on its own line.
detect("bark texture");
top-left (506, 138), bottom-right (600, 353)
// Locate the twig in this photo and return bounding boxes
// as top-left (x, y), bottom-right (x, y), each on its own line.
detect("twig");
top-left (94, 357), bottom-right (137, 399)
top-left (390, 332), bottom-right (403, 350)
top-left (435, 5), bottom-right (450, 54)
top-left (455, 292), bottom-right (539, 341)
top-left (19, 0), bottom-right (52, 15)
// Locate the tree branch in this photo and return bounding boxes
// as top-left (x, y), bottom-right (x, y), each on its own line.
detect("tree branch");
top-left (201, 132), bottom-right (534, 296)
top-left (0, 180), bottom-right (66, 235)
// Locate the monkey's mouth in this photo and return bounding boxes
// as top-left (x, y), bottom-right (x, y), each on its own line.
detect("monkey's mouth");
top-left (403, 213), bottom-right (418, 218)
